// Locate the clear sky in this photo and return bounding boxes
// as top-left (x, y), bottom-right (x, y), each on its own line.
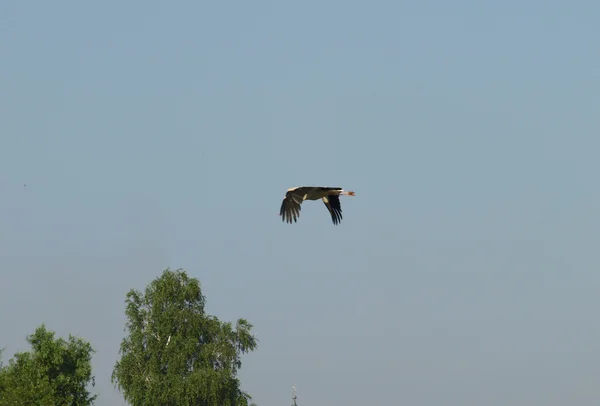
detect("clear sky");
top-left (1, 1), bottom-right (599, 405)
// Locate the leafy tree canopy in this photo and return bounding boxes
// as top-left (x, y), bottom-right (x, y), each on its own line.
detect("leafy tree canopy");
top-left (0, 325), bottom-right (97, 406)
top-left (112, 268), bottom-right (258, 406)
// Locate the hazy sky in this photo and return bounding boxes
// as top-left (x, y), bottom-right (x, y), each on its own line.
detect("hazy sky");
top-left (2, 1), bottom-right (600, 405)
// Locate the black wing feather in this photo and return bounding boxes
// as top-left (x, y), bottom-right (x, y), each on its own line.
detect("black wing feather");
top-left (279, 191), bottom-right (304, 224)
top-left (323, 195), bottom-right (343, 225)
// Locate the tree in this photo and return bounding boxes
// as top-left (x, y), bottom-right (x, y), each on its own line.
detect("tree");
top-left (0, 325), bottom-right (97, 406)
top-left (0, 348), bottom-right (4, 397)
top-left (112, 268), bottom-right (258, 406)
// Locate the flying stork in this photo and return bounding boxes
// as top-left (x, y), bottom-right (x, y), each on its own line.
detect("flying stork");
top-left (279, 186), bottom-right (356, 225)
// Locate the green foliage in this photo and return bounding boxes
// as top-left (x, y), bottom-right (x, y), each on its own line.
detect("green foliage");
top-left (112, 268), bottom-right (258, 406)
top-left (0, 325), bottom-right (97, 406)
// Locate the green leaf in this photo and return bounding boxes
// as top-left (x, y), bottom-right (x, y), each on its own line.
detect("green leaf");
top-left (112, 268), bottom-right (258, 406)
top-left (0, 325), bottom-right (97, 406)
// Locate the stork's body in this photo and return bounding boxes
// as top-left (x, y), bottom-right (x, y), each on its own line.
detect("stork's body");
top-left (279, 186), bottom-right (355, 225)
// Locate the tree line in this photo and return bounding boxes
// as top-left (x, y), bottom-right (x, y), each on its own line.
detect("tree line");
top-left (0, 268), bottom-right (258, 406)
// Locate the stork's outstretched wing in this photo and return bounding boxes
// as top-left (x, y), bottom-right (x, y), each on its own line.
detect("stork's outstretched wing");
top-left (279, 188), bottom-right (308, 223)
top-left (322, 194), bottom-right (343, 225)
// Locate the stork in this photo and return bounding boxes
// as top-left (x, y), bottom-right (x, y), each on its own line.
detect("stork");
top-left (279, 186), bottom-right (355, 225)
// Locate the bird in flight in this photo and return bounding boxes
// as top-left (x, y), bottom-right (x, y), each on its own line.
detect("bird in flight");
top-left (279, 186), bottom-right (356, 225)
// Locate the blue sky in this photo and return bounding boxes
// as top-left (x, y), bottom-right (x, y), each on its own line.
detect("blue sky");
top-left (1, 1), bottom-right (600, 405)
